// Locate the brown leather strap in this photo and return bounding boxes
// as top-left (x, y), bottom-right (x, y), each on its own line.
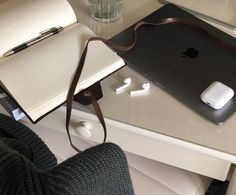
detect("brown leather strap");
top-left (66, 17), bottom-right (236, 153)
top-left (80, 90), bottom-right (107, 143)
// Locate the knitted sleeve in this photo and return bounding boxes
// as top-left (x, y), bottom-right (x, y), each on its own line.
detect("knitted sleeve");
top-left (0, 142), bottom-right (26, 195)
top-left (43, 143), bottom-right (135, 195)
top-left (0, 114), bottom-right (57, 170)
top-left (0, 114), bottom-right (134, 195)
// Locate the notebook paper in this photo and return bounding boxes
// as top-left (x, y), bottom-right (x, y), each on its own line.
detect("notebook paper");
top-left (0, 0), bottom-right (77, 56)
top-left (0, 24), bottom-right (125, 121)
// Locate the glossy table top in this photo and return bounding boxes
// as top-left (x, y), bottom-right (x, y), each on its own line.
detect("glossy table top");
top-left (70, 0), bottom-right (236, 158)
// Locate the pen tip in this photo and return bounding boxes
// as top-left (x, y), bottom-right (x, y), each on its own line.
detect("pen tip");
top-left (3, 50), bottom-right (13, 57)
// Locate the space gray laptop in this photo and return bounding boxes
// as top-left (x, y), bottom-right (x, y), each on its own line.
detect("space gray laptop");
top-left (162, 0), bottom-right (236, 30)
top-left (110, 4), bottom-right (236, 125)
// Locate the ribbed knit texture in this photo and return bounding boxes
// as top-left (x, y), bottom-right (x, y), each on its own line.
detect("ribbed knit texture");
top-left (0, 114), bottom-right (134, 195)
top-left (0, 114), bottom-right (57, 170)
top-left (44, 143), bottom-right (134, 195)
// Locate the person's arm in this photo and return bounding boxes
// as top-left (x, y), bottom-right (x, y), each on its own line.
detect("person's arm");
top-left (44, 143), bottom-right (134, 195)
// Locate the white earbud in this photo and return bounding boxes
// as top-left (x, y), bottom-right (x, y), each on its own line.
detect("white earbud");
top-left (129, 82), bottom-right (150, 96)
top-left (75, 121), bottom-right (93, 139)
top-left (115, 78), bottom-right (132, 93)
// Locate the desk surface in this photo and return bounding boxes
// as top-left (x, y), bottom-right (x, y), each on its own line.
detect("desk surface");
top-left (69, 0), bottom-right (236, 159)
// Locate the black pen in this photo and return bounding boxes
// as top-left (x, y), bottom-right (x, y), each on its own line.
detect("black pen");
top-left (3, 27), bottom-right (63, 57)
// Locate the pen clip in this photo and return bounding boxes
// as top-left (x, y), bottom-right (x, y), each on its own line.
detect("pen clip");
top-left (39, 27), bottom-right (58, 35)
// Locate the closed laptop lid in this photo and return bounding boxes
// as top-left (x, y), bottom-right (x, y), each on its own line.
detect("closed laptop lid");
top-left (163, 0), bottom-right (236, 29)
top-left (111, 4), bottom-right (236, 124)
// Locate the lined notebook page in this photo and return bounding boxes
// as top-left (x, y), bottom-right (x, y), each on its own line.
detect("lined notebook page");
top-left (0, 0), bottom-right (77, 57)
top-left (0, 24), bottom-right (125, 121)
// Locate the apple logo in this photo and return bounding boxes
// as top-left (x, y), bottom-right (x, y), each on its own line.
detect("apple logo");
top-left (182, 48), bottom-right (199, 59)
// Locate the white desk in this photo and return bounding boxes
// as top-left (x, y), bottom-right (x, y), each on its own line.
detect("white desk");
top-left (23, 0), bottom-right (236, 185)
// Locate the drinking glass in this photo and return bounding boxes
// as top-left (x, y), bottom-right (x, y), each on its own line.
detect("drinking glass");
top-left (88, 0), bottom-right (123, 23)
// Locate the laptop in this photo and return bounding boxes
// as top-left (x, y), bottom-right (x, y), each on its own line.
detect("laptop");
top-left (162, 0), bottom-right (236, 30)
top-left (110, 4), bottom-right (236, 125)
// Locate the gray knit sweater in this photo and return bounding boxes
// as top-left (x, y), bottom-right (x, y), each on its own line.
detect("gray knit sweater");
top-left (0, 114), bottom-right (134, 195)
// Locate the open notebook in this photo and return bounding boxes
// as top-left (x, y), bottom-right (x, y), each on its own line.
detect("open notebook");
top-left (0, 0), bottom-right (125, 122)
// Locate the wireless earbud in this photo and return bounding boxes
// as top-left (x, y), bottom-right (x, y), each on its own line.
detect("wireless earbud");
top-left (115, 78), bottom-right (132, 93)
top-left (129, 82), bottom-right (150, 96)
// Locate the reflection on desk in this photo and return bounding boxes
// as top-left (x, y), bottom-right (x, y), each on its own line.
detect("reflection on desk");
top-left (8, 0), bottom-right (235, 189)
top-left (68, 0), bottom-right (236, 182)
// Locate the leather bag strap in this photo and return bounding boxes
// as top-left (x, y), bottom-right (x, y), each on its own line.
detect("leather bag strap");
top-left (66, 17), bottom-right (236, 152)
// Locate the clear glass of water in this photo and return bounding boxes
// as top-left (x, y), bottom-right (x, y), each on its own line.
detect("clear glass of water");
top-left (88, 0), bottom-right (123, 23)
